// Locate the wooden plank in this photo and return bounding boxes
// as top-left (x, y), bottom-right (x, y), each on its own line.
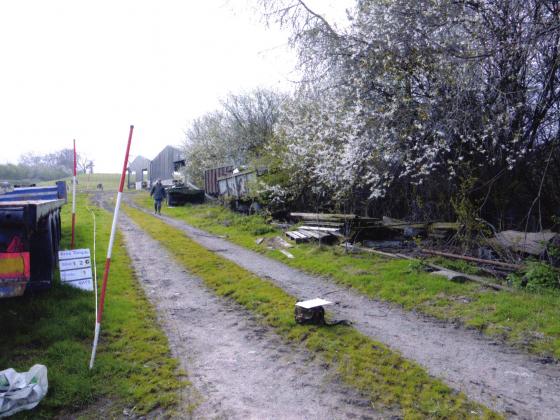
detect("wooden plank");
top-left (286, 231), bottom-right (309, 243)
top-left (302, 221), bottom-right (344, 227)
top-left (279, 249), bottom-right (295, 259)
top-left (299, 226), bottom-right (341, 232)
top-left (420, 249), bottom-right (522, 270)
top-left (382, 216), bottom-right (426, 230)
top-left (426, 262), bottom-right (513, 292)
top-left (299, 229), bottom-right (331, 240)
top-left (313, 231), bottom-right (331, 239)
top-left (343, 244), bottom-right (512, 292)
top-left (429, 222), bottom-right (461, 230)
top-left (276, 237), bottom-right (294, 249)
top-left (381, 217), bottom-right (460, 231)
top-left (291, 212), bottom-right (357, 220)
top-left (285, 231), bottom-right (301, 241)
top-left (330, 230), bottom-right (345, 238)
top-left (299, 229), bottom-right (320, 239)
top-left (428, 231), bottom-right (448, 239)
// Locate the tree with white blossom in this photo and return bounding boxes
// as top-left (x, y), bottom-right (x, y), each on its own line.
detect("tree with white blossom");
top-left (261, 0), bottom-right (560, 226)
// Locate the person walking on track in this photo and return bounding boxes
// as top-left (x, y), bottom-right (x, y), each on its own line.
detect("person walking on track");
top-left (150, 179), bottom-right (166, 215)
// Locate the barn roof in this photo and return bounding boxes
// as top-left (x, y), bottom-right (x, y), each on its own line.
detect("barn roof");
top-left (128, 155), bottom-right (151, 172)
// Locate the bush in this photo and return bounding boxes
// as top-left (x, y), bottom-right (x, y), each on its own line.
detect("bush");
top-left (510, 262), bottom-right (560, 292)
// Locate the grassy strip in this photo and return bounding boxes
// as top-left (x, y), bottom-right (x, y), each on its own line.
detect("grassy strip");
top-left (0, 193), bottom-right (186, 418)
top-left (124, 203), bottom-right (499, 419)
top-left (133, 194), bottom-right (560, 359)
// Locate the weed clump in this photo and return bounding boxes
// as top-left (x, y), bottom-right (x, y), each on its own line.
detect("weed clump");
top-left (509, 262), bottom-right (560, 292)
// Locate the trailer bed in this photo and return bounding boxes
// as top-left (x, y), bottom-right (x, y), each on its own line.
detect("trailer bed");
top-left (0, 199), bottom-right (66, 229)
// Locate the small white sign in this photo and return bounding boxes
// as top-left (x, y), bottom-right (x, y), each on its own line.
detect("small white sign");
top-left (295, 298), bottom-right (333, 309)
top-left (64, 278), bottom-right (94, 291)
top-left (60, 267), bottom-right (92, 282)
top-left (59, 257), bottom-right (91, 271)
top-left (58, 248), bottom-right (93, 291)
top-left (59, 249), bottom-right (90, 259)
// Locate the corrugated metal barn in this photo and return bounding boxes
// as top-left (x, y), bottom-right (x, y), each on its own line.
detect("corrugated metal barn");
top-left (149, 146), bottom-right (185, 185)
top-left (127, 156), bottom-right (151, 189)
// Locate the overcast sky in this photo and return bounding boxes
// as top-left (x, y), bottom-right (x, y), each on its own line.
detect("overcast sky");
top-left (0, 0), bottom-right (350, 173)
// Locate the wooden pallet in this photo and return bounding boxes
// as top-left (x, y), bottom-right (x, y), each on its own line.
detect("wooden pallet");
top-left (286, 227), bottom-right (337, 243)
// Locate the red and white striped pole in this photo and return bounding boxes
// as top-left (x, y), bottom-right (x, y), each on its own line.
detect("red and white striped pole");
top-left (89, 125), bottom-right (134, 369)
top-left (71, 139), bottom-right (77, 249)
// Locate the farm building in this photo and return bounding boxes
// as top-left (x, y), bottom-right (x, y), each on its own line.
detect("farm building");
top-left (204, 165), bottom-right (234, 196)
top-left (149, 146), bottom-right (185, 185)
top-left (127, 155), bottom-right (151, 189)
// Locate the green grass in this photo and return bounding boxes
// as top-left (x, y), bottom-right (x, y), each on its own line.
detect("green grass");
top-left (0, 193), bottom-right (186, 418)
top-left (124, 203), bottom-right (499, 419)
top-left (38, 173), bottom-right (122, 191)
top-left (133, 194), bottom-right (560, 359)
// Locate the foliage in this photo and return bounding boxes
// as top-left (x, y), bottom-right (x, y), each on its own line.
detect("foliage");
top-left (258, 0), bottom-right (560, 225)
top-left (183, 89), bottom-right (285, 186)
top-left (177, 0), bottom-right (560, 227)
top-left (450, 176), bottom-right (491, 250)
top-left (0, 163), bottom-right (68, 183)
top-left (19, 149), bottom-right (75, 173)
top-left (510, 261), bottom-right (560, 292)
top-left (0, 149), bottom-right (94, 182)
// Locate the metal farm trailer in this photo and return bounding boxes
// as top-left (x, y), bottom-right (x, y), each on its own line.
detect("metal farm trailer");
top-left (0, 182), bottom-right (66, 298)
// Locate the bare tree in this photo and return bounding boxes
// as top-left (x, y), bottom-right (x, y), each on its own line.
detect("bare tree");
top-left (183, 89), bottom-right (285, 186)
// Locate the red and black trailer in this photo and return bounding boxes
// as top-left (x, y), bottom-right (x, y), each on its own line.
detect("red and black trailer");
top-left (0, 182), bottom-right (67, 298)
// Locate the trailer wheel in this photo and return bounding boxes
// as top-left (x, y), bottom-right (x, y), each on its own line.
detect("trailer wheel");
top-left (51, 214), bottom-right (59, 264)
top-left (29, 218), bottom-right (55, 290)
top-left (55, 210), bottom-right (61, 243)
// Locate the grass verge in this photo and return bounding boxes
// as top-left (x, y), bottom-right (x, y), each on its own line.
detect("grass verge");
top-left (124, 203), bottom-right (499, 419)
top-left (133, 194), bottom-right (560, 359)
top-left (38, 173), bottom-right (121, 191)
top-left (0, 193), bottom-right (186, 418)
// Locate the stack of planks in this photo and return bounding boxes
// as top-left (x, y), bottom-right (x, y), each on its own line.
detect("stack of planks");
top-left (285, 225), bottom-right (342, 243)
top-left (288, 212), bottom-right (460, 243)
top-left (287, 212), bottom-right (367, 243)
top-left (288, 212), bottom-right (381, 242)
top-left (381, 216), bottom-right (460, 239)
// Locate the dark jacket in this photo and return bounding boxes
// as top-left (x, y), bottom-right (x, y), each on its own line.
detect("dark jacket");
top-left (150, 183), bottom-right (166, 200)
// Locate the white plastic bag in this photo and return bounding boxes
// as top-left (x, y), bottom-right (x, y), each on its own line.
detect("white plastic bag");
top-left (0, 364), bottom-right (48, 417)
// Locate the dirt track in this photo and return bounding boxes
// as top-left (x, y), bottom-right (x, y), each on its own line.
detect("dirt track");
top-left (124, 198), bottom-right (560, 420)
top-left (114, 207), bottom-right (383, 419)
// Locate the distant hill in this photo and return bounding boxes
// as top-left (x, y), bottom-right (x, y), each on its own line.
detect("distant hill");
top-left (39, 173), bottom-right (122, 191)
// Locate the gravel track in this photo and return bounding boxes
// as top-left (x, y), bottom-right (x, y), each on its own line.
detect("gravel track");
top-left (125, 198), bottom-right (560, 420)
top-left (114, 205), bottom-right (383, 419)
